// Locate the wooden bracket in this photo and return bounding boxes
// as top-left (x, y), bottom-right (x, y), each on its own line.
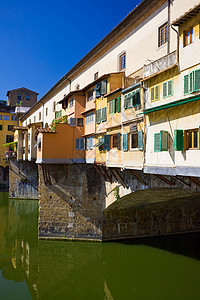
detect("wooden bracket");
top-left (100, 166), bottom-right (113, 184)
top-left (188, 176), bottom-right (200, 187)
top-left (154, 174), bottom-right (175, 186)
top-left (129, 169), bottom-right (148, 186)
top-left (93, 164), bottom-right (107, 181)
top-left (174, 176), bottom-right (191, 187)
top-left (113, 168), bottom-right (128, 189)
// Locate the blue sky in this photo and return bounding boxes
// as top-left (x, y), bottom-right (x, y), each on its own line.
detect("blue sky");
top-left (0, 0), bottom-right (141, 101)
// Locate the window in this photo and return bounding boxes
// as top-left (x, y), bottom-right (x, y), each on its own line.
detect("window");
top-left (11, 115), bottom-right (17, 121)
top-left (53, 101), bottom-right (56, 112)
top-left (185, 129), bottom-right (199, 150)
top-left (6, 135), bottom-right (14, 143)
top-left (124, 90), bottom-right (140, 109)
top-left (69, 118), bottom-right (77, 126)
top-left (18, 94), bottom-right (21, 100)
top-left (130, 132), bottom-right (138, 149)
top-left (85, 137), bottom-right (93, 150)
top-left (8, 125), bottom-right (14, 131)
top-left (110, 133), bottom-right (121, 150)
top-left (29, 119), bottom-right (31, 124)
top-left (94, 72), bottom-right (99, 81)
top-left (26, 95), bottom-right (30, 100)
top-left (77, 118), bottom-right (83, 126)
top-left (119, 52), bottom-right (126, 70)
top-left (109, 97), bottom-right (121, 114)
top-left (0, 115), bottom-right (2, 120)
top-left (163, 80), bottom-right (173, 98)
top-left (69, 98), bottom-right (73, 108)
top-left (154, 131), bottom-right (169, 152)
top-left (39, 112), bottom-right (41, 120)
top-left (55, 110), bottom-right (62, 119)
top-left (38, 138), bottom-right (41, 151)
top-left (75, 138), bottom-right (84, 150)
top-left (46, 108), bottom-right (48, 116)
top-left (184, 69), bottom-right (200, 95)
top-left (158, 22), bottom-right (168, 47)
top-left (85, 113), bottom-right (94, 125)
top-left (184, 28), bottom-right (193, 47)
top-left (150, 85), bottom-right (160, 101)
top-left (87, 90), bottom-right (94, 101)
top-left (34, 116), bottom-right (36, 123)
top-left (96, 109), bottom-right (101, 124)
top-left (101, 107), bottom-right (107, 122)
top-left (4, 115), bottom-right (10, 120)
top-left (0, 125), bottom-right (2, 130)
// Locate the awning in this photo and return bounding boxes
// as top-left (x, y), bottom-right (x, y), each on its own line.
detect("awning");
top-left (93, 141), bottom-right (104, 147)
top-left (142, 95), bottom-right (200, 114)
top-left (34, 139), bottom-right (41, 148)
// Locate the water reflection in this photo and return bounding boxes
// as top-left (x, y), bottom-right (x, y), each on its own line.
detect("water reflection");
top-left (0, 192), bottom-right (200, 300)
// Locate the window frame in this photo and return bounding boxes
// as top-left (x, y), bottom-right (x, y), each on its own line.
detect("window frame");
top-left (69, 98), bottom-right (74, 108)
top-left (185, 128), bottom-right (199, 150)
top-left (87, 90), bottom-right (94, 102)
top-left (85, 112), bottom-right (94, 125)
top-left (184, 28), bottom-right (194, 47)
top-left (130, 132), bottom-right (139, 150)
top-left (118, 51), bottom-right (126, 71)
top-left (158, 22), bottom-right (168, 47)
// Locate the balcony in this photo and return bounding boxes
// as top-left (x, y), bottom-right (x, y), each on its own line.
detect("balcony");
top-left (143, 51), bottom-right (177, 78)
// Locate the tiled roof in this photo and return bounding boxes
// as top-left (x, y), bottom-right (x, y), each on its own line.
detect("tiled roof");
top-left (172, 3), bottom-right (200, 26)
top-left (35, 128), bottom-right (55, 134)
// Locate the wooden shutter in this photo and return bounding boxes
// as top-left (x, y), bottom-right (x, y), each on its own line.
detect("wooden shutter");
top-left (135, 90), bottom-right (140, 105)
top-left (138, 130), bottom-right (143, 150)
top-left (104, 135), bottom-right (110, 150)
top-left (101, 79), bottom-right (107, 95)
top-left (168, 80), bottom-right (173, 96)
top-left (117, 133), bottom-right (121, 150)
top-left (163, 82), bottom-right (167, 98)
top-left (189, 72), bottom-right (194, 93)
top-left (90, 137), bottom-right (93, 149)
top-left (75, 139), bottom-right (79, 150)
top-left (174, 129), bottom-right (184, 151)
top-left (155, 85), bottom-right (160, 100)
top-left (151, 87), bottom-right (155, 101)
top-left (124, 95), bottom-right (128, 109)
top-left (160, 131), bottom-right (168, 151)
top-left (184, 74), bottom-right (189, 95)
top-left (194, 69), bottom-right (200, 92)
top-left (95, 83), bottom-right (101, 98)
top-left (79, 138), bottom-right (84, 150)
top-left (85, 138), bottom-right (88, 150)
top-left (123, 133), bottom-right (128, 151)
top-left (96, 109), bottom-right (101, 124)
top-left (102, 107), bottom-right (107, 122)
top-left (154, 133), bottom-right (160, 152)
top-left (117, 97), bottom-right (121, 112)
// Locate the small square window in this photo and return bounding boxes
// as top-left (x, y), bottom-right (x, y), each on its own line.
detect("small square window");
top-left (158, 23), bottom-right (168, 47)
top-left (77, 118), bottom-right (83, 126)
top-left (8, 125), bottom-right (14, 131)
top-left (94, 72), bottom-right (99, 81)
top-left (26, 95), bottom-right (30, 100)
top-left (18, 94), bottom-right (21, 100)
top-left (119, 52), bottom-right (126, 71)
top-left (87, 90), bottom-right (94, 101)
top-left (69, 98), bottom-right (73, 108)
top-left (184, 28), bottom-right (194, 47)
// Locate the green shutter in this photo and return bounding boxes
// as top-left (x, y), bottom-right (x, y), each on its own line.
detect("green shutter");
top-left (95, 83), bottom-right (101, 98)
top-left (123, 133), bottom-right (128, 151)
top-left (96, 109), bottom-right (101, 124)
top-left (117, 97), bottom-right (121, 112)
top-left (163, 82), bottom-right (167, 98)
top-left (104, 135), bottom-right (110, 150)
top-left (102, 107), bottom-right (107, 122)
top-left (151, 87), bottom-right (154, 101)
top-left (155, 85), bottom-right (160, 100)
top-left (174, 129), bottom-right (184, 151)
top-left (189, 72), bottom-right (194, 93)
top-left (117, 133), bottom-right (121, 150)
top-left (168, 80), bottom-right (173, 96)
top-left (194, 69), bottom-right (200, 92)
top-left (154, 133), bottom-right (160, 152)
top-left (109, 101), bottom-right (112, 114)
top-left (160, 131), bottom-right (168, 151)
top-left (184, 74), bottom-right (189, 95)
top-left (101, 79), bottom-right (107, 95)
top-left (138, 130), bottom-right (143, 150)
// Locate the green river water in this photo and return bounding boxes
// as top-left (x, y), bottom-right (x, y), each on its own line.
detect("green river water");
top-left (0, 192), bottom-right (200, 300)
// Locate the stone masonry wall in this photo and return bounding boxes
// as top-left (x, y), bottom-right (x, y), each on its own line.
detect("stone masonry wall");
top-left (38, 164), bottom-right (106, 241)
top-left (9, 158), bottom-right (38, 199)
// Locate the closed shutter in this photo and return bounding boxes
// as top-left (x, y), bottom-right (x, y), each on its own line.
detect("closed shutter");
top-left (160, 131), bottom-right (168, 151)
top-left (154, 133), bottom-right (160, 152)
top-left (117, 97), bottom-right (121, 112)
top-left (90, 137), bottom-right (93, 149)
top-left (199, 127), bottom-right (200, 150)
top-left (124, 95), bottom-right (128, 109)
top-left (85, 138), bottom-right (88, 150)
top-left (123, 133), bottom-right (128, 151)
top-left (96, 109), bottom-right (101, 124)
top-left (163, 82), bottom-right (167, 98)
top-left (151, 87), bottom-right (154, 101)
top-left (104, 135), bottom-right (110, 150)
top-left (155, 85), bottom-right (160, 100)
top-left (102, 107), bottom-right (107, 122)
top-left (79, 138), bottom-right (84, 150)
top-left (138, 130), bottom-right (143, 150)
top-left (117, 133), bottom-right (121, 150)
top-left (168, 80), bottom-right (173, 96)
top-left (189, 72), bottom-right (194, 93)
top-left (174, 129), bottom-right (184, 151)
top-left (95, 83), bottom-right (101, 98)
top-left (75, 139), bottom-right (79, 150)
top-left (101, 79), bottom-right (107, 95)
top-left (194, 69), bottom-right (200, 92)
top-left (184, 74), bottom-right (189, 95)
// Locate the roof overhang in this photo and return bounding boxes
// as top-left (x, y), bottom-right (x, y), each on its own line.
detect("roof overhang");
top-left (172, 3), bottom-right (200, 26)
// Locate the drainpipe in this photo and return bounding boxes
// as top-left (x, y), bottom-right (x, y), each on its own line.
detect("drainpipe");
top-left (167, 0), bottom-right (171, 54)
top-left (141, 81), bottom-right (146, 167)
top-left (171, 24), bottom-right (179, 65)
top-left (42, 103), bottom-right (45, 128)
